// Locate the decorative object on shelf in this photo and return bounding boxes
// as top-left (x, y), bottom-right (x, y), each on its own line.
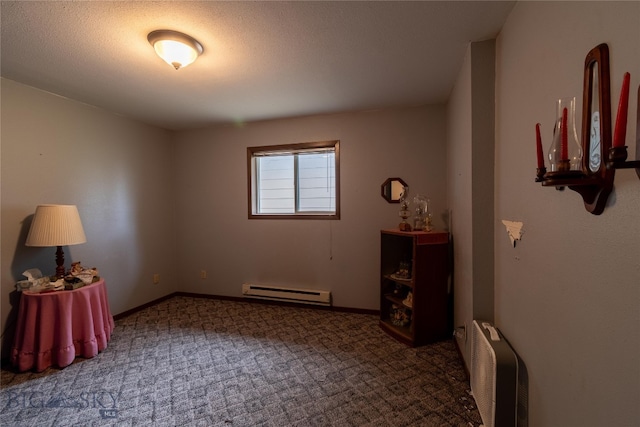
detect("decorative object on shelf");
top-left (426, 199), bottom-right (433, 231)
top-left (381, 177), bottom-right (408, 203)
top-left (535, 43), bottom-right (639, 215)
top-left (425, 217), bottom-right (433, 232)
top-left (390, 304), bottom-right (411, 327)
top-left (402, 291), bottom-right (413, 308)
top-left (392, 283), bottom-right (404, 296)
top-left (394, 261), bottom-right (411, 279)
top-left (412, 195), bottom-right (426, 230)
top-left (412, 195), bottom-right (433, 231)
top-left (398, 185), bottom-right (412, 231)
top-left (25, 204), bottom-right (87, 279)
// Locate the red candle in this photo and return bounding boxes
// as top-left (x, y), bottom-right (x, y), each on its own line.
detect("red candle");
top-left (536, 123), bottom-right (544, 168)
top-left (613, 72), bottom-right (630, 148)
top-left (561, 107), bottom-right (568, 160)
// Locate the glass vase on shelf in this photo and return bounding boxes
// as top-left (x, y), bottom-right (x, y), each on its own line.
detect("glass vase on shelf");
top-left (547, 97), bottom-right (583, 178)
top-left (413, 195), bottom-right (434, 231)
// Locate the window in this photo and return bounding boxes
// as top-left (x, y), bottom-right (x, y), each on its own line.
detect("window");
top-left (247, 140), bottom-right (340, 219)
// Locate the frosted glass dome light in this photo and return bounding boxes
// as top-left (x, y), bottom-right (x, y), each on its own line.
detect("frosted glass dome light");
top-left (147, 30), bottom-right (203, 70)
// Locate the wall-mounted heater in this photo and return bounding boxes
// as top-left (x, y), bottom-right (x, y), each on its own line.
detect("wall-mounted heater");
top-left (242, 283), bottom-right (331, 306)
top-left (471, 320), bottom-right (524, 427)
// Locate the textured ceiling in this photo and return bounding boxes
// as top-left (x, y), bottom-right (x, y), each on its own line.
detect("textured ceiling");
top-left (1, 1), bottom-right (515, 130)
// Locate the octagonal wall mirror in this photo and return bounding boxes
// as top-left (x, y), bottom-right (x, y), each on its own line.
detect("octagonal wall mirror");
top-left (381, 178), bottom-right (408, 203)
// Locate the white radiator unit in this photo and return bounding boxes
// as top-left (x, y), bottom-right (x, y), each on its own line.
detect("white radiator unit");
top-left (241, 283), bottom-right (331, 306)
top-left (471, 320), bottom-right (521, 427)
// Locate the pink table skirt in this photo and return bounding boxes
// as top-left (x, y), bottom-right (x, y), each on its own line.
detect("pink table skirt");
top-left (10, 278), bottom-right (114, 372)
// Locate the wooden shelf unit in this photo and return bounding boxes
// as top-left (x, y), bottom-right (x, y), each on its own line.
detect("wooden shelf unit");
top-left (379, 229), bottom-right (450, 347)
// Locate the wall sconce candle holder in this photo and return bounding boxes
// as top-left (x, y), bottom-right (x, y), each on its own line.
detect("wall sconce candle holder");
top-left (547, 97), bottom-right (583, 175)
top-left (535, 43), bottom-right (639, 215)
top-left (607, 146), bottom-right (640, 169)
top-left (605, 81), bottom-right (640, 174)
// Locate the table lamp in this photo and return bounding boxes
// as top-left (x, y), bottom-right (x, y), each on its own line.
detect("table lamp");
top-left (25, 204), bottom-right (87, 279)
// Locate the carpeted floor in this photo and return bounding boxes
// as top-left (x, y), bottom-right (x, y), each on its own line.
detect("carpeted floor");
top-left (1, 296), bottom-right (482, 426)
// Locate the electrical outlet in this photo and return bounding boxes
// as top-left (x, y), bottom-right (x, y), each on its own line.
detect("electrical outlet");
top-left (454, 323), bottom-right (467, 343)
top-left (153, 274), bottom-right (160, 284)
top-left (200, 270), bottom-right (207, 279)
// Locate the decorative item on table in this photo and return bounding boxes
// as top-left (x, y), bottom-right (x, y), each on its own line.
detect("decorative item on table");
top-left (15, 268), bottom-right (50, 292)
top-left (545, 97), bottom-right (584, 179)
top-left (15, 280), bottom-right (32, 292)
top-left (398, 185), bottom-right (412, 231)
top-left (68, 261), bottom-right (99, 285)
top-left (16, 268), bottom-right (64, 293)
top-left (64, 276), bottom-right (84, 290)
top-left (390, 304), bottom-right (411, 327)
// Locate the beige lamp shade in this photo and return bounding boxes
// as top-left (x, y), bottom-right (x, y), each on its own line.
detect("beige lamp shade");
top-left (26, 204), bottom-right (86, 247)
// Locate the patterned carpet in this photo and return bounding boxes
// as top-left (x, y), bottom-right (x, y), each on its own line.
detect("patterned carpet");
top-left (1, 296), bottom-right (482, 426)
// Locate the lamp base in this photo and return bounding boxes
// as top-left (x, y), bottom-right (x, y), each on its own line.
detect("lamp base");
top-left (55, 246), bottom-right (66, 279)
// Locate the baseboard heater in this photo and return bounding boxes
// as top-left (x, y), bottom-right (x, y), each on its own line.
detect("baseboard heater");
top-left (241, 283), bottom-right (331, 306)
top-left (471, 320), bottom-right (526, 427)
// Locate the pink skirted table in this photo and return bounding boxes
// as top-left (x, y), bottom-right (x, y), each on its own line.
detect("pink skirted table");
top-left (10, 278), bottom-right (114, 372)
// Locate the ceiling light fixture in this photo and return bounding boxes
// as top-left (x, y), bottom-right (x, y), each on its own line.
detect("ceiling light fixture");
top-left (147, 30), bottom-right (203, 70)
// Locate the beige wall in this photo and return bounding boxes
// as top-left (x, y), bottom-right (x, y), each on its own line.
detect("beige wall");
top-left (1, 79), bottom-right (447, 356)
top-left (2, 2), bottom-right (638, 424)
top-left (172, 107), bottom-right (448, 309)
top-left (446, 39), bottom-right (496, 369)
top-left (494, 2), bottom-right (639, 425)
top-left (446, 43), bottom-right (474, 362)
top-left (0, 79), bottom-right (176, 358)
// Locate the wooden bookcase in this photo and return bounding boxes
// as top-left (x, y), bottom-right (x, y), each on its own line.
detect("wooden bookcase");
top-left (379, 229), bottom-right (450, 347)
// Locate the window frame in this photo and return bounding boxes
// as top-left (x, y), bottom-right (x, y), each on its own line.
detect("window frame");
top-left (247, 140), bottom-right (340, 220)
